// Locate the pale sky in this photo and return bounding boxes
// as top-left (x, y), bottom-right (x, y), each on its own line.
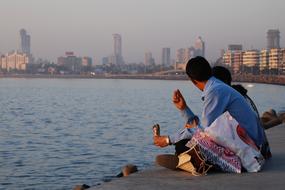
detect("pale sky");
top-left (0, 0), bottom-right (284, 63)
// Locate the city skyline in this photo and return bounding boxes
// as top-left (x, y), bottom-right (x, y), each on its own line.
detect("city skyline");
top-left (0, 0), bottom-right (285, 63)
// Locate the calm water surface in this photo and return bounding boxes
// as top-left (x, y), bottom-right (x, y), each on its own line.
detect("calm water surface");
top-left (0, 79), bottom-right (284, 190)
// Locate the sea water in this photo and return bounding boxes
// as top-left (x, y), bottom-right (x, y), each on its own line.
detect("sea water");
top-left (0, 78), bottom-right (284, 189)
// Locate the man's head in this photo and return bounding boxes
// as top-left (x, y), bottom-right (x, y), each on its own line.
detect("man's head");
top-left (186, 56), bottom-right (212, 90)
top-left (212, 66), bottom-right (232, 85)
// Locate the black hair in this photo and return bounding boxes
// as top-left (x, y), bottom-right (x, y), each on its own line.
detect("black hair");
top-left (212, 66), bottom-right (232, 85)
top-left (185, 56), bottom-right (212, 82)
top-left (232, 84), bottom-right (260, 117)
top-left (232, 84), bottom-right (247, 96)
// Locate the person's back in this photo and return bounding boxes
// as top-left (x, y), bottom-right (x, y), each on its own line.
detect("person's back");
top-left (212, 66), bottom-right (260, 118)
top-left (211, 65), bottom-right (271, 158)
top-left (202, 76), bottom-right (265, 146)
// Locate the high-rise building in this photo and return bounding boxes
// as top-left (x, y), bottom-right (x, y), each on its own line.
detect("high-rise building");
top-left (161, 48), bottom-right (171, 65)
top-left (113, 34), bottom-right (124, 65)
top-left (175, 48), bottom-right (185, 64)
top-left (20, 29), bottom-right (31, 56)
top-left (144, 51), bottom-right (154, 65)
top-left (222, 44), bottom-right (243, 74)
top-left (175, 47), bottom-right (196, 70)
top-left (194, 36), bottom-right (205, 57)
top-left (228, 44), bottom-right (242, 51)
top-left (267, 29), bottom-right (280, 49)
top-left (175, 47), bottom-right (194, 64)
top-left (57, 52), bottom-right (82, 73)
top-left (184, 47), bottom-right (194, 62)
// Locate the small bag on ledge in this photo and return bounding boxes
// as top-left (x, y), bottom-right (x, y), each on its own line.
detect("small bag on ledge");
top-left (177, 144), bottom-right (212, 176)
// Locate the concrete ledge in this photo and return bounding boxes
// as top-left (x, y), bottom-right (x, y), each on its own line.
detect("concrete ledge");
top-left (90, 124), bottom-right (285, 190)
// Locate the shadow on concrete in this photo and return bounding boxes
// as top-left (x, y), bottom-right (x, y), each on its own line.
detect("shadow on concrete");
top-left (263, 153), bottom-right (285, 171)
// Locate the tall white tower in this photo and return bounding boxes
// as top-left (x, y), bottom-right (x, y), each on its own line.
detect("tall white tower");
top-left (113, 34), bottom-right (124, 64)
top-left (194, 36), bottom-right (205, 57)
top-left (161, 48), bottom-right (171, 65)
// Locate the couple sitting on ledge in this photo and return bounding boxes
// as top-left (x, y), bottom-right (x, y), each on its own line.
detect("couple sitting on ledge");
top-left (153, 56), bottom-right (281, 175)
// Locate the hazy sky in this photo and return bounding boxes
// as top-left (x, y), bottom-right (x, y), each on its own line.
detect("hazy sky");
top-left (0, 0), bottom-right (284, 63)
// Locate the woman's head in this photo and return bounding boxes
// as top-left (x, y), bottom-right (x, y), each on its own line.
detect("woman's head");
top-left (212, 66), bottom-right (232, 85)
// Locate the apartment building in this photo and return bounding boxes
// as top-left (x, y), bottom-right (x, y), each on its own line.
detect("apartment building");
top-left (0, 51), bottom-right (29, 72)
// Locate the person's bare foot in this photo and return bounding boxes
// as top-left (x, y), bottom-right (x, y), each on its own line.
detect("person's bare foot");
top-left (261, 109), bottom-right (278, 123)
top-left (156, 154), bottom-right (179, 170)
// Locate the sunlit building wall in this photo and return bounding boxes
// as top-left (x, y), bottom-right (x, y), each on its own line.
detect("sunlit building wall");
top-left (0, 55), bottom-right (5, 70)
top-left (175, 48), bottom-right (185, 64)
top-left (0, 51), bottom-right (28, 71)
top-left (232, 51), bottom-right (243, 74)
top-left (243, 50), bottom-right (260, 67)
top-left (175, 48), bottom-right (194, 70)
top-left (222, 51), bottom-right (232, 67)
top-left (260, 49), bottom-right (269, 72)
top-left (176, 47), bottom-right (194, 65)
top-left (175, 63), bottom-right (187, 70)
top-left (222, 51), bottom-right (242, 74)
top-left (269, 48), bottom-right (282, 71)
top-left (281, 49), bottom-right (285, 74)
top-left (222, 44), bottom-right (243, 74)
top-left (184, 47), bottom-right (194, 63)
